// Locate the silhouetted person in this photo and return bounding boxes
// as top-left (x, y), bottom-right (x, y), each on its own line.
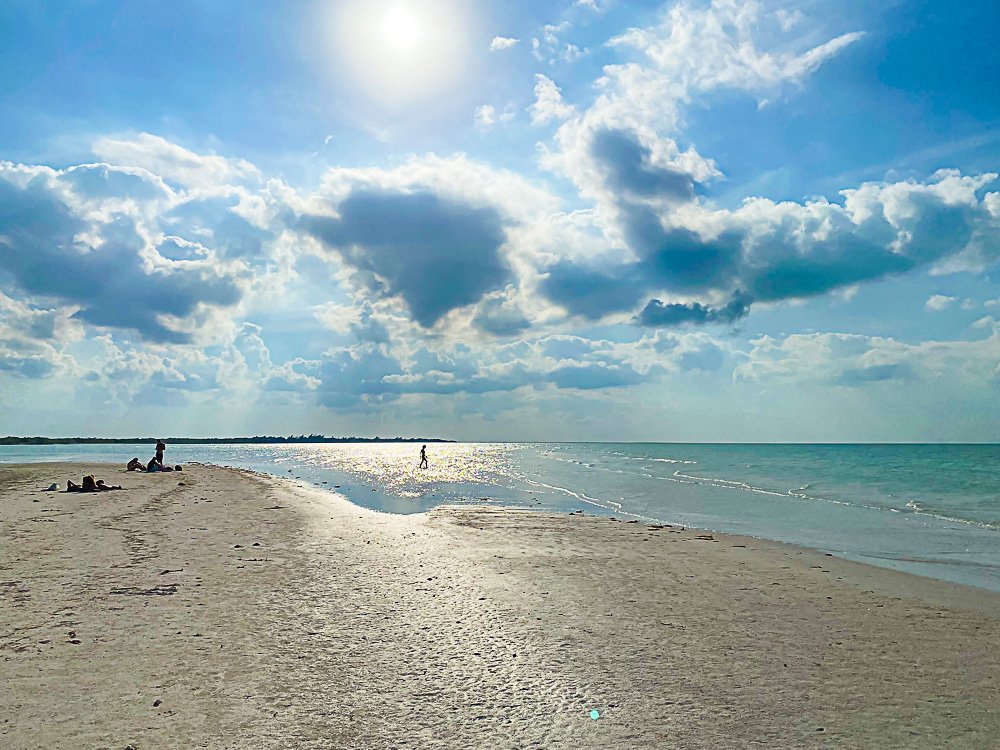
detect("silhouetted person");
top-left (66, 475), bottom-right (119, 492)
top-left (419, 445), bottom-right (428, 469)
top-left (155, 439), bottom-right (166, 465)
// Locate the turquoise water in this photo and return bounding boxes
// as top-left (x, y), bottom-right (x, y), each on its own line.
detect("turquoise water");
top-left (3, 442), bottom-right (998, 592)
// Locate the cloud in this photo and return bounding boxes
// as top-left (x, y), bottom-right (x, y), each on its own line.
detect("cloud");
top-left (606, 4), bottom-right (863, 106)
top-left (837, 363), bottom-right (912, 387)
top-left (590, 129), bottom-right (697, 201)
top-left (489, 36), bottom-right (519, 51)
top-left (475, 105), bottom-right (498, 128)
top-left (638, 291), bottom-right (751, 327)
top-left (475, 101), bottom-right (517, 129)
top-left (735, 325), bottom-right (1000, 387)
top-left (0, 295), bottom-right (73, 379)
top-left (549, 362), bottom-right (645, 390)
top-left (0, 167), bottom-right (245, 343)
top-left (926, 294), bottom-right (957, 311)
top-left (531, 22), bottom-right (588, 65)
top-left (538, 1), bottom-right (860, 216)
top-left (539, 170), bottom-right (1000, 326)
top-left (530, 74), bottom-right (576, 125)
top-left (301, 190), bottom-right (511, 327)
top-left (162, 190), bottom-right (276, 262)
top-left (538, 261), bottom-right (642, 320)
top-left (472, 288), bottom-right (531, 336)
top-left (93, 133), bottom-right (261, 189)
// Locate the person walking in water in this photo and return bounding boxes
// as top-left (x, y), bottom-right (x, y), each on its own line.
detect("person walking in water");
top-left (419, 445), bottom-right (428, 469)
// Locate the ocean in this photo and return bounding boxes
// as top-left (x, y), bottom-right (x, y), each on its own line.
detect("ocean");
top-left (3, 442), bottom-right (997, 592)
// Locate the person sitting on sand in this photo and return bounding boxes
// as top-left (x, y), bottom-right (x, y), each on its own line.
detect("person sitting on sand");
top-left (146, 456), bottom-right (162, 472)
top-left (127, 457), bottom-right (145, 472)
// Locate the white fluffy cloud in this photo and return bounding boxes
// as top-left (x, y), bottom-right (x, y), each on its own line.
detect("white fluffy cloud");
top-left (734, 324), bottom-right (1000, 388)
top-left (93, 133), bottom-right (261, 189)
top-left (530, 74), bottom-right (577, 125)
top-left (926, 294), bottom-right (957, 311)
top-left (489, 36), bottom-right (519, 51)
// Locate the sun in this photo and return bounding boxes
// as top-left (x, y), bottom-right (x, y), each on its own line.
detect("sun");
top-left (327, 0), bottom-right (472, 107)
top-left (381, 6), bottom-right (421, 54)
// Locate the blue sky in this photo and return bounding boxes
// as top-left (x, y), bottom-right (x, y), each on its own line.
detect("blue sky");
top-left (1, 0), bottom-right (998, 441)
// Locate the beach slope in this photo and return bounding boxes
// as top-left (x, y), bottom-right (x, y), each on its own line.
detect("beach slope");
top-left (1, 462), bottom-right (998, 749)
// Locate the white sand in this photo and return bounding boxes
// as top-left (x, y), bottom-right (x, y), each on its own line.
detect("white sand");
top-left (1, 462), bottom-right (998, 749)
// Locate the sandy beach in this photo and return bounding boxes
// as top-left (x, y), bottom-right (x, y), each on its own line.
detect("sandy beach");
top-left (1, 462), bottom-right (998, 749)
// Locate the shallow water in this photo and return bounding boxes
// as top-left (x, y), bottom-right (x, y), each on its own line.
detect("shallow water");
top-left (4, 442), bottom-right (998, 591)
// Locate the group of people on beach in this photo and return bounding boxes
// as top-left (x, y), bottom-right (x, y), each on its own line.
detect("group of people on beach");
top-left (61, 439), bottom-right (179, 492)
top-left (126, 439), bottom-right (180, 473)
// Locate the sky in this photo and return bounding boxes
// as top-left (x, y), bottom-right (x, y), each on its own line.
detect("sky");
top-left (0, 0), bottom-right (998, 442)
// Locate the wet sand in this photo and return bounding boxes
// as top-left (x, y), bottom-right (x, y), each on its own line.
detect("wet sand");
top-left (1, 462), bottom-right (998, 749)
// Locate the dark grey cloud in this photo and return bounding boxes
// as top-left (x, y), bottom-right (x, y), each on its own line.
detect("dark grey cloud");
top-left (0, 176), bottom-right (242, 343)
top-left (637, 291), bottom-right (751, 327)
top-left (539, 261), bottom-right (642, 320)
top-left (591, 129), bottom-right (696, 200)
top-left (625, 215), bottom-right (743, 292)
top-left (541, 130), bottom-right (995, 328)
top-left (303, 190), bottom-right (510, 327)
top-left (549, 363), bottom-right (646, 390)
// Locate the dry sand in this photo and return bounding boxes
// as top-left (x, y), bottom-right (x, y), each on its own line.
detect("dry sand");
top-left (1, 462), bottom-right (998, 749)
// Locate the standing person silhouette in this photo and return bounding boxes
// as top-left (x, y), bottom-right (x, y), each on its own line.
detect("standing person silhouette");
top-left (419, 445), bottom-right (428, 469)
top-left (155, 439), bottom-right (166, 466)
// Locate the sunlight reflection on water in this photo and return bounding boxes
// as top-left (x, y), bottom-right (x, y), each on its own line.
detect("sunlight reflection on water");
top-left (279, 442), bottom-right (521, 498)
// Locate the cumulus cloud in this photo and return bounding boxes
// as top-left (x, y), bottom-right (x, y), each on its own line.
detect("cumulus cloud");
top-left (735, 325), bottom-right (1000, 387)
top-left (308, 307), bottom-right (702, 408)
top-left (540, 166), bottom-right (1000, 327)
top-left (475, 104), bottom-right (498, 128)
top-left (302, 190), bottom-right (511, 327)
top-left (538, 2), bottom-right (860, 184)
top-left (638, 291), bottom-right (751, 327)
top-left (474, 102), bottom-right (516, 129)
top-left (530, 74), bottom-right (576, 125)
top-left (0, 293), bottom-right (76, 379)
top-left (926, 294), bottom-right (957, 311)
top-left (93, 133), bottom-right (261, 189)
top-left (531, 22), bottom-right (588, 65)
top-left (489, 36), bottom-right (519, 51)
top-left (0, 165), bottom-right (246, 343)
top-left (471, 287), bottom-right (532, 336)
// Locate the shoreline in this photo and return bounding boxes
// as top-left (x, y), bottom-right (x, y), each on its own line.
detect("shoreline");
top-left (3, 445), bottom-right (996, 595)
top-left (2, 461), bottom-right (999, 748)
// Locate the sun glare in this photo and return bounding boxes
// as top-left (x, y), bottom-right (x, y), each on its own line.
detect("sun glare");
top-left (328, 0), bottom-right (471, 108)
top-left (381, 6), bottom-right (421, 53)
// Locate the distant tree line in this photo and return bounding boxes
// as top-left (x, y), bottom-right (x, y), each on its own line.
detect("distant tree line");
top-left (0, 435), bottom-right (454, 445)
